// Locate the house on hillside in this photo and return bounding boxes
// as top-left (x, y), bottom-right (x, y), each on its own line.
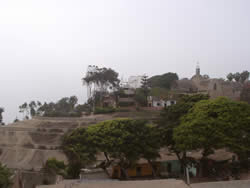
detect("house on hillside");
top-left (117, 86), bottom-right (136, 107)
top-left (147, 96), bottom-right (176, 108)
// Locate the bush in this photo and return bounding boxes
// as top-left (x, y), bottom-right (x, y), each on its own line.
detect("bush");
top-left (44, 158), bottom-right (66, 177)
top-left (118, 101), bottom-right (135, 107)
top-left (44, 111), bottom-right (82, 117)
top-left (94, 107), bottom-right (116, 114)
top-left (116, 108), bottom-right (131, 112)
top-left (0, 163), bottom-right (12, 188)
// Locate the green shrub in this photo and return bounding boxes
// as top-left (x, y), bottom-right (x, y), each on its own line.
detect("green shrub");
top-left (44, 111), bottom-right (82, 117)
top-left (116, 108), bottom-right (131, 112)
top-left (44, 158), bottom-right (66, 177)
top-left (0, 163), bottom-right (12, 188)
top-left (118, 101), bottom-right (135, 107)
top-left (94, 107), bottom-right (116, 114)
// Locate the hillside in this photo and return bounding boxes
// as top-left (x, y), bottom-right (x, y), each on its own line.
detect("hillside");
top-left (0, 111), bottom-right (160, 171)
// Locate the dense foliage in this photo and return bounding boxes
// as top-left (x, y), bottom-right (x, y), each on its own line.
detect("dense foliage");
top-left (44, 158), bottom-right (66, 177)
top-left (157, 94), bottom-right (210, 167)
top-left (227, 71), bottom-right (249, 83)
top-left (174, 97), bottom-right (250, 159)
top-left (58, 95), bottom-right (250, 179)
top-left (62, 127), bottom-right (98, 178)
top-left (148, 72), bottom-right (179, 89)
top-left (94, 107), bottom-right (116, 114)
top-left (20, 96), bottom-right (90, 118)
top-left (82, 66), bottom-right (120, 91)
top-left (134, 88), bottom-right (148, 106)
top-left (62, 119), bottom-right (161, 179)
top-left (0, 163), bottom-right (12, 188)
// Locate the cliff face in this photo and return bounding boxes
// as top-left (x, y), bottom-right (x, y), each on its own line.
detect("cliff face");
top-left (0, 115), bottom-right (112, 171)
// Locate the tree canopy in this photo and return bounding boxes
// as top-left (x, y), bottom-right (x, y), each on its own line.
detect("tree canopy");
top-left (62, 127), bottom-right (98, 178)
top-left (227, 71), bottom-right (249, 83)
top-left (148, 72), bottom-right (179, 89)
top-left (62, 119), bottom-right (161, 179)
top-left (157, 94), bottom-right (209, 167)
top-left (87, 119), bottom-right (161, 178)
top-left (83, 66), bottom-right (120, 91)
top-left (174, 97), bottom-right (250, 159)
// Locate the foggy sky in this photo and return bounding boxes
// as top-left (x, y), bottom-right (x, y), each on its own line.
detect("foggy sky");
top-left (0, 0), bottom-right (250, 123)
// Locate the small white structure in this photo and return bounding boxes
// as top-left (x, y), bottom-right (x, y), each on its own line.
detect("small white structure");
top-left (148, 96), bottom-right (176, 108)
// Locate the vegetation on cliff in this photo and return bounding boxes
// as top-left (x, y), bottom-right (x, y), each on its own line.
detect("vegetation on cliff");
top-left (0, 163), bottom-right (12, 188)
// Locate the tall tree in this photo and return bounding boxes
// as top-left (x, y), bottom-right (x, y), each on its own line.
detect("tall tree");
top-left (227, 73), bottom-right (234, 81)
top-left (240, 70), bottom-right (250, 83)
top-left (62, 128), bottom-right (97, 178)
top-left (157, 94), bottom-right (209, 169)
top-left (0, 107), bottom-right (4, 125)
top-left (83, 66), bottom-right (120, 92)
top-left (141, 75), bottom-right (150, 97)
top-left (233, 72), bottom-right (241, 82)
top-left (19, 102), bottom-right (29, 119)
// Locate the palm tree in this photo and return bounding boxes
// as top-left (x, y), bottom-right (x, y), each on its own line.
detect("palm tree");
top-left (0, 107), bottom-right (4, 124)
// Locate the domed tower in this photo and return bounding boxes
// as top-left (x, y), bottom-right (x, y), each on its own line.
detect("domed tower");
top-left (196, 62), bottom-right (200, 76)
top-left (191, 62), bottom-right (203, 82)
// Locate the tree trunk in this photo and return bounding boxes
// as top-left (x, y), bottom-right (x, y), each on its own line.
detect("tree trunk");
top-left (175, 151), bottom-right (187, 176)
top-left (120, 167), bottom-right (129, 180)
top-left (148, 160), bottom-right (157, 178)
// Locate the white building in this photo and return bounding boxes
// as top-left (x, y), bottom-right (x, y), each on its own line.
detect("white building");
top-left (128, 76), bottom-right (144, 89)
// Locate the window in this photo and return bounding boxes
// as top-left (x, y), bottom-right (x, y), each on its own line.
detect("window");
top-left (167, 163), bottom-right (172, 173)
top-left (136, 167), bottom-right (142, 176)
top-left (213, 83), bottom-right (217, 90)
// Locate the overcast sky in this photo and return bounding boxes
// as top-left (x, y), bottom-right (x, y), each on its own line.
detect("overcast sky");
top-left (0, 0), bottom-right (250, 123)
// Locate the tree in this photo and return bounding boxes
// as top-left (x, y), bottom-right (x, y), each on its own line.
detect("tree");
top-left (29, 101), bottom-right (37, 117)
top-left (36, 96), bottom-right (82, 117)
top-left (19, 102), bottom-right (29, 119)
top-left (233, 72), bottom-right (241, 82)
top-left (240, 71), bottom-right (249, 83)
top-left (44, 158), bottom-right (66, 177)
top-left (157, 94), bottom-right (209, 169)
top-left (0, 163), bottom-right (12, 188)
top-left (87, 119), bottom-right (161, 179)
top-left (0, 107), bottom-right (4, 125)
top-left (62, 128), bottom-right (97, 178)
top-left (141, 75), bottom-right (150, 101)
top-left (227, 73), bottom-right (234, 81)
top-left (148, 72), bottom-right (179, 89)
top-left (134, 89), bottom-right (148, 106)
top-left (83, 66), bottom-right (120, 92)
top-left (174, 97), bottom-right (250, 160)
